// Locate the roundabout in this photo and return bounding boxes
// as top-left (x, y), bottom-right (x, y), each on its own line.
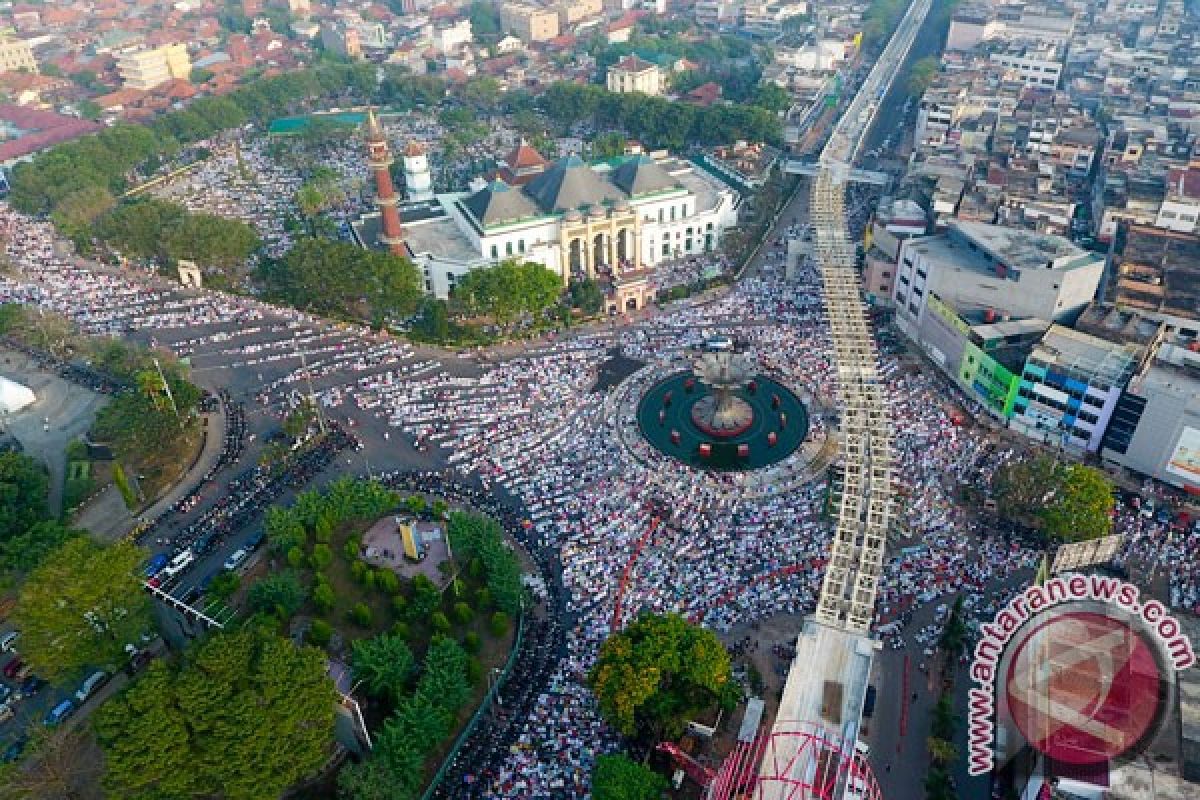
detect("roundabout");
top-left (636, 350), bottom-right (810, 471)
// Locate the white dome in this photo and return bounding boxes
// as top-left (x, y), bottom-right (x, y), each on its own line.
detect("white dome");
top-left (0, 376), bottom-right (35, 414)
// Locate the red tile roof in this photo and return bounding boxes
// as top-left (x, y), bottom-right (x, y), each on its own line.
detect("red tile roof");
top-left (0, 105), bottom-right (101, 162)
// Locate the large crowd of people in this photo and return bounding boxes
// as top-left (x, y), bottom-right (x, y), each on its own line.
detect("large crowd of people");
top-left (0, 149), bottom-right (1197, 797)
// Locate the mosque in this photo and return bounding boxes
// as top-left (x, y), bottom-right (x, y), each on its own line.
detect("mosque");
top-left (351, 111), bottom-right (743, 313)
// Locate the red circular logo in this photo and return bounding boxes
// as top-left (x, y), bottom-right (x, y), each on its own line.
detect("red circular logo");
top-left (1005, 611), bottom-right (1162, 765)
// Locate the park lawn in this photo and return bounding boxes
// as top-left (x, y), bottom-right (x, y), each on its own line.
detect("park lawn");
top-left (134, 422), bottom-right (203, 506)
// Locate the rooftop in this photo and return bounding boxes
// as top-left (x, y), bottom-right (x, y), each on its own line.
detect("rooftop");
top-left (1030, 324), bottom-right (1143, 387)
top-left (907, 221), bottom-right (1101, 277)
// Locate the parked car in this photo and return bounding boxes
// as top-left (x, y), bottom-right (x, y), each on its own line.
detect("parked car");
top-left (0, 703), bottom-right (13, 723)
top-left (193, 533), bottom-right (217, 556)
top-left (2, 656), bottom-right (22, 679)
top-left (245, 531), bottom-right (266, 551)
top-left (223, 548), bottom-right (248, 572)
top-left (75, 670), bottom-right (108, 704)
top-left (0, 631), bottom-right (17, 652)
top-left (44, 699), bottom-right (75, 727)
top-left (19, 675), bottom-right (45, 696)
top-left (1, 735), bottom-right (27, 763)
top-left (142, 553), bottom-right (169, 578)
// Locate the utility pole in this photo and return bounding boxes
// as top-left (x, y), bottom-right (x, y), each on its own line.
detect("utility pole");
top-left (153, 357), bottom-right (182, 424)
top-left (295, 336), bottom-right (327, 435)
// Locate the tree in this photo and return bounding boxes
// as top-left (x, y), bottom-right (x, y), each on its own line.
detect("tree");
top-left (12, 539), bottom-right (151, 682)
top-left (351, 633), bottom-right (416, 702)
top-left (94, 198), bottom-right (186, 262)
top-left (93, 626), bottom-right (337, 800)
top-left (452, 260), bottom-right (564, 330)
top-left (592, 754), bottom-right (668, 800)
top-left (0, 520), bottom-right (82, 576)
top-left (259, 238), bottom-right (422, 324)
top-left (906, 56), bottom-right (940, 96)
top-left (751, 83), bottom-right (792, 113)
top-left (309, 619), bottom-right (333, 647)
top-left (569, 278), bottom-right (604, 314)
top-left (163, 212), bottom-right (261, 276)
top-left (0, 452), bottom-right (48, 541)
top-left (927, 736), bottom-right (958, 766)
top-left (589, 613), bottom-right (734, 740)
top-left (247, 570), bottom-right (307, 619)
top-left (311, 543), bottom-right (334, 570)
top-left (265, 506), bottom-right (307, 554)
top-left (489, 610), bottom-right (510, 637)
top-left (1041, 463), bottom-right (1114, 542)
top-left (50, 185), bottom-right (116, 250)
top-left (430, 611), bottom-right (451, 633)
top-left (447, 511), bottom-right (525, 615)
top-left (350, 602), bottom-right (373, 627)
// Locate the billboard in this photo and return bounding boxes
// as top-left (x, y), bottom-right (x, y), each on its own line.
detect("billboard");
top-left (1165, 426), bottom-right (1200, 486)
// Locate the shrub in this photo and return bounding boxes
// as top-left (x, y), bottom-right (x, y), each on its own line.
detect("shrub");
top-left (343, 537), bottom-right (361, 561)
top-left (489, 611), bottom-right (509, 638)
top-left (452, 602), bottom-right (473, 625)
top-left (463, 632), bottom-right (481, 653)
top-left (350, 560), bottom-right (368, 584)
top-left (467, 657), bottom-right (483, 686)
top-left (363, 570), bottom-right (377, 591)
top-left (286, 546), bottom-right (307, 569)
top-left (468, 557), bottom-right (485, 579)
top-left (349, 602), bottom-right (372, 628)
top-left (312, 582), bottom-right (335, 613)
top-left (310, 543), bottom-right (333, 570)
top-left (391, 621), bottom-right (411, 641)
top-left (309, 619), bottom-right (333, 647)
top-left (392, 594), bottom-right (408, 615)
top-left (376, 569), bottom-right (400, 595)
top-left (475, 588), bottom-right (492, 609)
top-left (431, 611), bottom-right (451, 634)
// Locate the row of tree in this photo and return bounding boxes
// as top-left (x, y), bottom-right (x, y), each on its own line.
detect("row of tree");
top-left (338, 636), bottom-right (475, 800)
top-left (9, 60), bottom-right (376, 217)
top-left (538, 82), bottom-right (782, 150)
top-left (94, 624), bottom-right (337, 800)
top-left (85, 196), bottom-right (261, 278)
top-left (445, 511), bottom-right (525, 617)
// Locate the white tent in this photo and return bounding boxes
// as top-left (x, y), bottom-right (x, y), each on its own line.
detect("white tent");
top-left (0, 375), bottom-right (35, 414)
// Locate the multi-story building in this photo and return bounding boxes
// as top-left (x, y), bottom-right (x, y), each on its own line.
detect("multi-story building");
top-left (321, 21), bottom-right (363, 58)
top-left (1010, 324), bottom-right (1143, 452)
top-left (606, 55), bottom-right (664, 96)
top-left (1109, 224), bottom-right (1200, 329)
top-left (354, 140), bottom-right (740, 308)
top-left (499, 2), bottom-right (559, 43)
top-left (989, 43), bottom-right (1063, 89)
top-left (1102, 323), bottom-right (1200, 492)
top-left (553, 0), bottom-right (603, 28)
top-left (893, 221), bottom-right (1105, 339)
top-left (1154, 165), bottom-right (1200, 235)
top-left (116, 44), bottom-right (191, 91)
top-left (433, 20), bottom-right (473, 54)
top-left (0, 37), bottom-right (37, 73)
top-left (695, 0), bottom-right (740, 28)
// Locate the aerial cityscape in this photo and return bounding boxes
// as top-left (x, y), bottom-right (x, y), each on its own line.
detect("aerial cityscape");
top-left (0, 0), bottom-right (1197, 798)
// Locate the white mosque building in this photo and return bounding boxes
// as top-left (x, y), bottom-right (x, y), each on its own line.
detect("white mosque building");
top-left (353, 137), bottom-right (743, 313)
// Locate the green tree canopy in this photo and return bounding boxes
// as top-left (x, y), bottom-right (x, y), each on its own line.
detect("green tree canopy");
top-left (94, 625), bottom-right (337, 800)
top-left (247, 569), bottom-right (307, 619)
top-left (259, 238), bottom-right (423, 325)
top-left (906, 56), bottom-right (940, 96)
top-left (0, 451), bottom-right (48, 541)
top-left (352, 632), bottom-right (416, 703)
top-left (592, 754), bottom-right (669, 800)
top-left (451, 260), bottom-right (563, 330)
top-left (12, 538), bottom-right (151, 681)
top-left (163, 212), bottom-right (262, 273)
top-left (992, 455), bottom-right (1114, 542)
top-left (589, 613), bottom-right (735, 740)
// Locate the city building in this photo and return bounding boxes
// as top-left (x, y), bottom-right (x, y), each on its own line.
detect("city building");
top-left (0, 37), bottom-right (37, 73)
top-left (1155, 165), bottom-right (1200, 235)
top-left (893, 221), bottom-right (1105, 340)
top-left (988, 43), bottom-right (1064, 89)
top-left (353, 136), bottom-right (740, 309)
top-left (1110, 225), bottom-right (1200, 329)
top-left (1010, 324), bottom-right (1144, 452)
top-left (321, 21), bottom-right (363, 59)
top-left (552, 0), bottom-right (603, 28)
top-left (499, 2), bottom-right (560, 43)
top-left (606, 55), bottom-right (665, 96)
top-left (116, 44), bottom-right (191, 91)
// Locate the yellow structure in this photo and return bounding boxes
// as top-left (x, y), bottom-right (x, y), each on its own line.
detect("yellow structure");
top-left (0, 37), bottom-right (37, 73)
top-left (499, 2), bottom-right (560, 43)
top-left (398, 519), bottom-right (422, 561)
top-left (557, 203), bottom-right (652, 310)
top-left (553, 0), bottom-right (602, 27)
top-left (116, 44), bottom-right (191, 91)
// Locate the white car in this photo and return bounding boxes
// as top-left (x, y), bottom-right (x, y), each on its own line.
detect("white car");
top-left (160, 549), bottom-right (195, 579)
top-left (223, 548), bottom-right (248, 572)
top-left (75, 670), bottom-right (108, 704)
top-left (0, 631), bottom-right (17, 652)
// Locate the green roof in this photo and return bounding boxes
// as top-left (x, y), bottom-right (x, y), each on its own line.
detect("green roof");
top-left (267, 112), bottom-right (366, 136)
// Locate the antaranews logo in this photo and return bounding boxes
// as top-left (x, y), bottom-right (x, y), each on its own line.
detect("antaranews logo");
top-left (966, 574), bottom-right (1196, 776)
